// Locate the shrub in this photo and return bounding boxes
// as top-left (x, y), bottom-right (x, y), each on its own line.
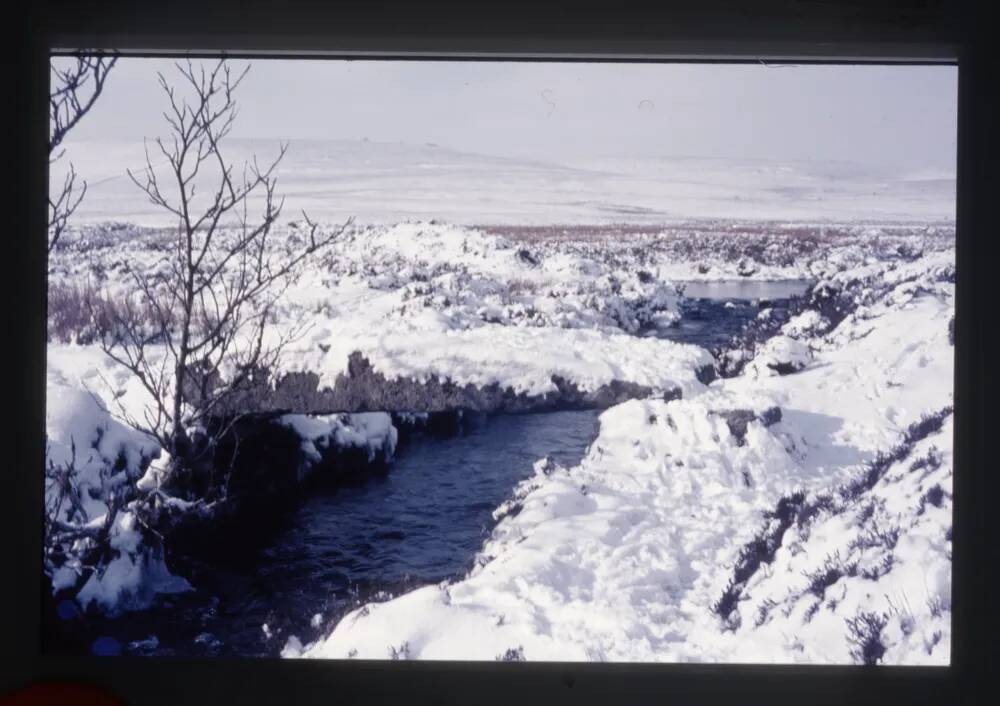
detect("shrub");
top-left (388, 641), bottom-right (410, 660)
top-left (845, 611), bottom-right (888, 665)
top-left (795, 493), bottom-right (835, 526)
top-left (926, 594), bottom-right (946, 619)
top-left (909, 448), bottom-right (942, 475)
top-left (712, 491), bottom-right (806, 621)
top-left (918, 484), bottom-right (947, 514)
top-left (754, 597), bottom-right (778, 627)
top-left (859, 553), bottom-right (894, 581)
top-left (496, 646), bottom-right (526, 661)
top-left (850, 522), bottom-right (901, 551)
top-left (803, 599), bottom-right (822, 623)
top-left (516, 248), bottom-right (539, 266)
top-left (47, 281), bottom-right (174, 345)
top-left (802, 551), bottom-right (858, 598)
top-left (841, 406), bottom-right (953, 501)
top-left (47, 282), bottom-right (115, 344)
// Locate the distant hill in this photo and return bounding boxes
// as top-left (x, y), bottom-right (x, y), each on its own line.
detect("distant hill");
top-left (51, 138), bottom-right (956, 227)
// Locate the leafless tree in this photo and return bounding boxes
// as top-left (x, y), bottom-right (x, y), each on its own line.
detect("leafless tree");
top-left (95, 59), bottom-right (350, 490)
top-left (49, 53), bottom-right (117, 254)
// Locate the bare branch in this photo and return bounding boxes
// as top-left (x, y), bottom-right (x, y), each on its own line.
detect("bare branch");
top-left (50, 53), bottom-right (118, 153)
top-left (47, 53), bottom-right (117, 253)
top-left (98, 58), bottom-right (349, 502)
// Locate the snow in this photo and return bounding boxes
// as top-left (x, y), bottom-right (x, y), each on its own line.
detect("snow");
top-left (55, 139), bottom-right (956, 226)
top-left (298, 393), bottom-right (803, 662)
top-left (294, 250), bottom-right (953, 664)
top-left (279, 412), bottom-right (398, 465)
top-left (49, 221), bottom-right (715, 403)
top-left (44, 165), bottom-right (954, 655)
top-left (781, 310), bottom-right (829, 339)
top-left (73, 511), bottom-right (192, 613)
top-left (45, 373), bottom-right (192, 613)
top-left (45, 379), bottom-right (160, 522)
top-left (276, 222), bottom-right (711, 396)
top-left (721, 415), bottom-right (953, 665)
top-left (746, 335), bottom-right (813, 377)
top-left (301, 325), bottom-right (711, 399)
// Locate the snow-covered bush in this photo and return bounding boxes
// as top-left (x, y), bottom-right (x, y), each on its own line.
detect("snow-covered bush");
top-left (47, 282), bottom-right (112, 344)
top-left (781, 310), bottom-right (831, 340)
top-left (44, 383), bottom-right (190, 612)
top-left (748, 336), bottom-right (813, 376)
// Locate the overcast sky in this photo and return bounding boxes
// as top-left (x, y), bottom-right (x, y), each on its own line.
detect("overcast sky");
top-left (58, 58), bottom-right (957, 172)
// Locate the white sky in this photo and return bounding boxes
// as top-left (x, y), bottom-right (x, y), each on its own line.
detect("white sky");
top-left (57, 57), bottom-right (957, 172)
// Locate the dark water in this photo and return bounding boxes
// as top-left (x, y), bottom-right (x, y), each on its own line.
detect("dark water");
top-left (80, 410), bottom-right (599, 657)
top-left (63, 279), bottom-right (809, 658)
top-left (678, 279), bottom-right (812, 301)
top-left (650, 279), bottom-right (811, 349)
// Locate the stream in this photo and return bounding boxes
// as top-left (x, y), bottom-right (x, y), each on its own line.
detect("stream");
top-left (53, 279), bottom-right (811, 658)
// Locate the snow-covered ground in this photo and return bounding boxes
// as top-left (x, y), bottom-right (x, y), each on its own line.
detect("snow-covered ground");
top-left (53, 139), bottom-right (956, 226)
top-left (45, 213), bottom-right (954, 663)
top-left (48, 221), bottom-right (723, 410)
top-left (47, 220), bottom-right (951, 404)
top-left (44, 219), bottom-right (713, 614)
top-left (284, 247), bottom-right (954, 664)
